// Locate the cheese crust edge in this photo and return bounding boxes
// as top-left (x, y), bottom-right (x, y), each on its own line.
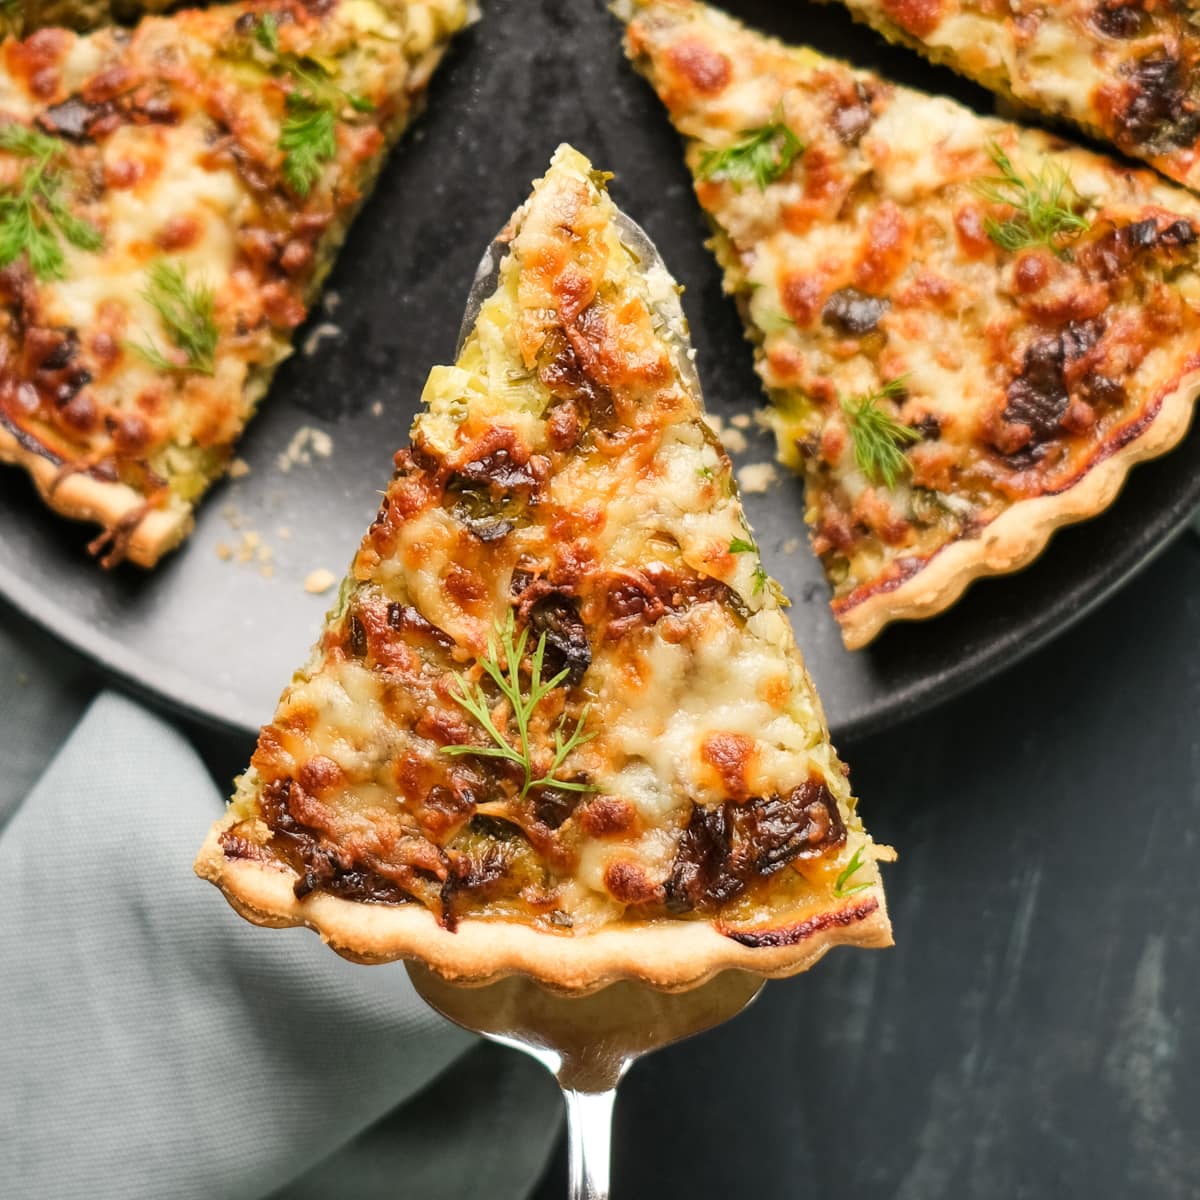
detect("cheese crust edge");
top-left (837, 364), bottom-right (1200, 649)
top-left (195, 815), bottom-right (893, 992)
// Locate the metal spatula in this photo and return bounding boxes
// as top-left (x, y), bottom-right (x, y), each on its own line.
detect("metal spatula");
top-left (404, 204), bottom-right (766, 1198)
top-left (406, 963), bottom-right (764, 1199)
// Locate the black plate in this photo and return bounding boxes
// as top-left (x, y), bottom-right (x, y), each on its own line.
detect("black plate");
top-left (1, 0), bottom-right (1197, 740)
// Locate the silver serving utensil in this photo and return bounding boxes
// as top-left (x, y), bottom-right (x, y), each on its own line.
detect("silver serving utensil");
top-left (405, 206), bottom-right (765, 1198)
top-left (406, 963), bottom-right (764, 1199)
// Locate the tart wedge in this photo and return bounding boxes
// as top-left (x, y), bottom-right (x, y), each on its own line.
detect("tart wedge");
top-left (622, 0), bottom-right (1200, 648)
top-left (0, 0), bottom-right (472, 565)
top-left (195, 144), bottom-right (892, 992)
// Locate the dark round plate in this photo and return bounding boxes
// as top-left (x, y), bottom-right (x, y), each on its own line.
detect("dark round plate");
top-left (1, 0), bottom-right (1197, 741)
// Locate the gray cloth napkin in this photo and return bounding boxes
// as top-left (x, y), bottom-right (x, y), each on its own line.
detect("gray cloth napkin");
top-left (0, 618), bottom-right (561, 1200)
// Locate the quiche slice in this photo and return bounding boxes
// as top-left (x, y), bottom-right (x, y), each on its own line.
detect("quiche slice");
top-left (826, 0), bottom-right (1200, 194)
top-left (622, 0), bottom-right (1200, 648)
top-left (0, 0), bottom-right (472, 566)
top-left (195, 145), bottom-right (892, 992)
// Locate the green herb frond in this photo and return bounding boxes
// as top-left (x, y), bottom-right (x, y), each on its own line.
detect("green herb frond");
top-left (833, 847), bottom-right (872, 898)
top-left (699, 120), bottom-right (804, 192)
top-left (248, 16), bottom-right (374, 197)
top-left (442, 609), bottom-right (598, 800)
top-left (0, 122), bottom-right (103, 281)
top-left (840, 376), bottom-right (920, 490)
top-left (973, 142), bottom-right (1090, 256)
top-left (133, 259), bottom-right (218, 375)
top-left (729, 534), bottom-right (769, 595)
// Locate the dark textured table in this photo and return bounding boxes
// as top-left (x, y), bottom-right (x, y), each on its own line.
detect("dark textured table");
top-left (526, 529), bottom-right (1200, 1200)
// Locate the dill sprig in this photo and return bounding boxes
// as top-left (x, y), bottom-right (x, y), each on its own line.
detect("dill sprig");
top-left (729, 535), bottom-right (768, 595)
top-left (253, 12), bottom-right (374, 197)
top-left (833, 847), bottom-right (871, 898)
top-left (0, 123), bottom-right (103, 281)
top-left (699, 120), bottom-right (804, 192)
top-left (133, 260), bottom-right (218, 375)
top-left (442, 609), bottom-right (598, 800)
top-left (973, 142), bottom-right (1090, 256)
top-left (840, 376), bottom-right (921, 490)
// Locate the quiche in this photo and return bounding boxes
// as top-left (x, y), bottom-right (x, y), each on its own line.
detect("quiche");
top-left (622, 0), bottom-right (1200, 648)
top-left (827, 0), bottom-right (1200, 194)
top-left (0, 0), bottom-right (472, 566)
top-left (194, 145), bottom-right (892, 992)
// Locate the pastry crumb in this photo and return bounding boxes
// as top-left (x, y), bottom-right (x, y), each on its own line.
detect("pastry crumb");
top-left (215, 542), bottom-right (232, 561)
top-left (322, 289), bottom-right (341, 314)
top-left (277, 426), bottom-right (334, 473)
top-left (302, 322), bottom-right (342, 357)
top-left (730, 413), bottom-right (752, 429)
top-left (782, 538), bottom-right (800, 554)
top-left (370, 400), bottom-right (383, 417)
top-left (737, 462), bottom-right (778, 493)
top-left (227, 457), bottom-right (251, 479)
top-left (722, 427), bottom-right (748, 454)
top-left (305, 568), bottom-right (337, 595)
top-left (277, 525), bottom-right (292, 540)
top-left (236, 531), bottom-right (261, 563)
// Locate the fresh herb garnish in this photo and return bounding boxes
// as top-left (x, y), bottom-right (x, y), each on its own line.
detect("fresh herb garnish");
top-left (840, 377), bottom-right (920, 490)
top-left (256, 10), bottom-right (279, 52)
top-left (699, 120), bottom-right (804, 191)
top-left (973, 142), bottom-right (1090, 256)
top-left (251, 13), bottom-right (374, 197)
top-left (133, 260), bottom-right (218, 375)
top-left (0, 123), bottom-right (103, 281)
top-left (729, 535), bottom-right (768, 594)
top-left (833, 847), bottom-right (871, 898)
top-left (442, 609), bottom-right (598, 800)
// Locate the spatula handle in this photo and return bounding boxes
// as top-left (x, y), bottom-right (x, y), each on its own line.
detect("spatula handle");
top-left (563, 1087), bottom-right (617, 1200)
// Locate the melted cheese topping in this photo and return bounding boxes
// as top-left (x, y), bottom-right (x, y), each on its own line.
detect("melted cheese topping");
top-left (625, 0), bottom-right (1200, 633)
top-left (0, 0), bottom-right (471, 554)
top-left (838, 0), bottom-right (1200, 193)
top-left (222, 145), bottom-right (885, 936)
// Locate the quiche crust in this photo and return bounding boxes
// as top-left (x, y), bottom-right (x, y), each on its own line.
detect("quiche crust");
top-left (196, 817), bottom-right (892, 991)
top-left (838, 361), bottom-right (1200, 647)
top-left (0, 421), bottom-right (189, 564)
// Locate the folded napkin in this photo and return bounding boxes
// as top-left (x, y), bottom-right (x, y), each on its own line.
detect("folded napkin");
top-left (0, 614), bottom-right (560, 1200)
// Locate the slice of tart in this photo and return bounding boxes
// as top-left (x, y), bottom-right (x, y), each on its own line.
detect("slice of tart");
top-left (195, 144), bottom-right (892, 992)
top-left (622, 0), bottom-right (1200, 648)
top-left (826, 0), bottom-right (1200, 194)
top-left (0, 0), bottom-right (472, 566)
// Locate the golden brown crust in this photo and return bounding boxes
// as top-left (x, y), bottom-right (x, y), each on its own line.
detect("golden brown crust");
top-left (0, 423), bottom-right (189, 565)
top-left (839, 364), bottom-right (1200, 647)
top-left (196, 815), bottom-right (892, 992)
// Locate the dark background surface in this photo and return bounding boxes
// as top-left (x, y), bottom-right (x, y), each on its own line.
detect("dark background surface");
top-left (1, 1), bottom-right (1198, 1197)
top-left (4, 0), bottom-right (1200, 741)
